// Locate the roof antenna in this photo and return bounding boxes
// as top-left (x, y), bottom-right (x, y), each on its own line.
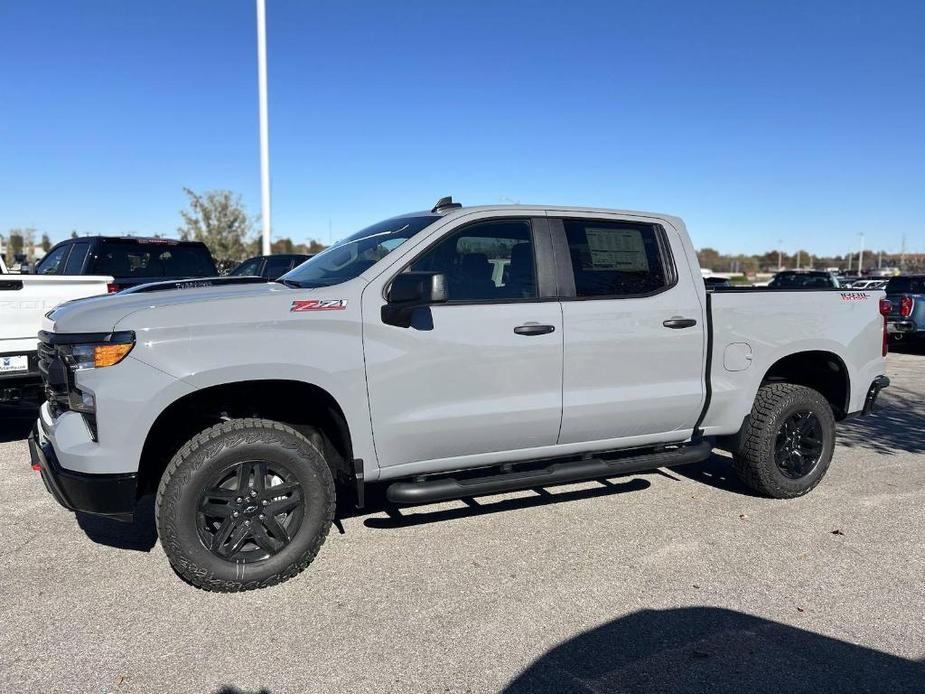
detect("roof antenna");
top-left (432, 196), bottom-right (462, 213)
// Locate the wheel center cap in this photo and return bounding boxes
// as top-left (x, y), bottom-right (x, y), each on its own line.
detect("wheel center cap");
top-left (244, 504), bottom-right (259, 515)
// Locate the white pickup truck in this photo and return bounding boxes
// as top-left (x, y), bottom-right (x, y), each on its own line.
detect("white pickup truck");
top-left (1, 258), bottom-right (111, 404)
top-left (30, 199), bottom-right (889, 591)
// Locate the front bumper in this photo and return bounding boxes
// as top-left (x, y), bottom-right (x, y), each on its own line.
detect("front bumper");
top-left (29, 423), bottom-right (137, 520)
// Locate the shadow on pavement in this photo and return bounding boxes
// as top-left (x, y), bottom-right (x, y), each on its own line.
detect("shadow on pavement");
top-left (505, 607), bottom-right (924, 693)
top-left (0, 404), bottom-right (37, 443)
top-left (214, 688), bottom-right (273, 694)
top-left (889, 339), bottom-right (925, 356)
top-left (837, 388), bottom-right (925, 455)
top-left (668, 452), bottom-right (759, 497)
top-left (76, 494), bottom-right (157, 552)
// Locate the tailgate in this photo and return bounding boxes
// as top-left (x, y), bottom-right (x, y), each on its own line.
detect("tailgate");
top-left (0, 275), bottom-right (112, 352)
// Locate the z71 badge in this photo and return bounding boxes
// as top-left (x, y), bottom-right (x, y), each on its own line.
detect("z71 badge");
top-left (291, 299), bottom-right (348, 312)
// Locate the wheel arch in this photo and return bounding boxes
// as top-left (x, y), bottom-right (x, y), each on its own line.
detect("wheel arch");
top-left (137, 379), bottom-right (354, 497)
top-left (760, 350), bottom-right (851, 420)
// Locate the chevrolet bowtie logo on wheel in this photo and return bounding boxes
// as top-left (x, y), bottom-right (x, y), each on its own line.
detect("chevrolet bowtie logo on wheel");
top-left (290, 299), bottom-right (348, 312)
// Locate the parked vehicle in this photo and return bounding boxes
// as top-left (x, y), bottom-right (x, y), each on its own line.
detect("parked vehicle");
top-left (228, 254), bottom-right (313, 281)
top-left (850, 279), bottom-right (887, 290)
top-left (30, 199), bottom-right (889, 591)
top-left (34, 236), bottom-right (218, 293)
top-left (1, 271), bottom-right (112, 405)
top-left (768, 270), bottom-right (840, 289)
top-left (884, 275), bottom-right (925, 343)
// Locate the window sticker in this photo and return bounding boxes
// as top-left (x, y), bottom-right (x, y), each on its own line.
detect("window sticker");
top-left (585, 228), bottom-right (650, 272)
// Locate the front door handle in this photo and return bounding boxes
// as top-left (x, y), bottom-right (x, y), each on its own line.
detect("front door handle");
top-left (663, 317), bottom-right (698, 329)
top-left (514, 323), bottom-right (556, 336)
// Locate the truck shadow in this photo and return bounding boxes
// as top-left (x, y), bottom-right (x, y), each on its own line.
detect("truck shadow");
top-left (667, 452), bottom-right (759, 497)
top-left (76, 494), bottom-right (158, 552)
top-left (0, 404), bottom-right (37, 443)
top-left (836, 388), bottom-right (925, 455)
top-left (505, 606), bottom-right (924, 693)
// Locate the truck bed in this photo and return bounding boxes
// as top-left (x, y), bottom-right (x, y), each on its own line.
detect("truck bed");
top-left (700, 287), bottom-right (886, 436)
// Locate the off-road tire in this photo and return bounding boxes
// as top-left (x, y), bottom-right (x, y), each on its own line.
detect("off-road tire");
top-left (732, 383), bottom-right (836, 498)
top-left (155, 418), bottom-right (335, 592)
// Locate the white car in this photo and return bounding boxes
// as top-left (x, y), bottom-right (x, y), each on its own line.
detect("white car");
top-left (1, 264), bottom-right (112, 404)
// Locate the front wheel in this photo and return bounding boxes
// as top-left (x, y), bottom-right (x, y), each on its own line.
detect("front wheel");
top-left (156, 418), bottom-right (335, 592)
top-left (732, 383), bottom-right (836, 498)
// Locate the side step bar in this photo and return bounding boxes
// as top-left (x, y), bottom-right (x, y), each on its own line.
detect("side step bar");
top-left (386, 441), bottom-right (712, 505)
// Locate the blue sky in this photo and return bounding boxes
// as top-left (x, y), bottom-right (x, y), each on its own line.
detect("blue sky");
top-left (1, 1), bottom-right (923, 255)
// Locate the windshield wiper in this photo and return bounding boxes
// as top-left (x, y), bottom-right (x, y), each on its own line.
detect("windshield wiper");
top-left (274, 278), bottom-right (304, 288)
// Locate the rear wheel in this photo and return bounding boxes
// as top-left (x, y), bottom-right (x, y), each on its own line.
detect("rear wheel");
top-left (156, 418), bottom-right (335, 592)
top-left (732, 383), bottom-right (836, 498)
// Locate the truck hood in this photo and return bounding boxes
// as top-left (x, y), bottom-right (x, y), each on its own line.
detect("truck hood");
top-left (45, 280), bottom-right (289, 334)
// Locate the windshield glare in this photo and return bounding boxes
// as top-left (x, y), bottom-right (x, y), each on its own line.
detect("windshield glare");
top-left (280, 215), bottom-right (438, 288)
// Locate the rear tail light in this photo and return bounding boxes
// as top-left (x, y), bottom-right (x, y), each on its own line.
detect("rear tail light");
top-left (900, 295), bottom-right (914, 318)
top-left (107, 282), bottom-right (120, 294)
top-left (879, 298), bottom-right (891, 357)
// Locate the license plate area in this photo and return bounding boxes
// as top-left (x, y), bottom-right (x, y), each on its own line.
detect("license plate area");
top-left (0, 355), bottom-right (29, 374)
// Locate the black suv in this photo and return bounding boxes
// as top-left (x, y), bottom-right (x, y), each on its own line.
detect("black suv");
top-left (34, 237), bottom-right (218, 292)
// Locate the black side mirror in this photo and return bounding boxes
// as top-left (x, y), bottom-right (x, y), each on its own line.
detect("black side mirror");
top-left (382, 272), bottom-right (448, 328)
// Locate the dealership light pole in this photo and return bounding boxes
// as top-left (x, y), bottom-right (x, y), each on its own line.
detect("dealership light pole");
top-left (857, 232), bottom-right (865, 274)
top-left (256, 0), bottom-right (272, 255)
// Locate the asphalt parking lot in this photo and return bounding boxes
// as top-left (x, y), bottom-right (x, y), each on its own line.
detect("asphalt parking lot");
top-left (1, 350), bottom-right (923, 694)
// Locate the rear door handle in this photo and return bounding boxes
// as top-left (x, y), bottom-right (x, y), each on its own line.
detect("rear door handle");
top-left (514, 323), bottom-right (556, 336)
top-left (662, 318), bottom-right (698, 329)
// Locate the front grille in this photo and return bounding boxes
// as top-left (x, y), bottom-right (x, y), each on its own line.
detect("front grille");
top-left (37, 335), bottom-right (72, 418)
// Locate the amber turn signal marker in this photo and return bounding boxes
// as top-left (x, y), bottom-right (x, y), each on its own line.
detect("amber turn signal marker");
top-left (94, 343), bottom-right (133, 368)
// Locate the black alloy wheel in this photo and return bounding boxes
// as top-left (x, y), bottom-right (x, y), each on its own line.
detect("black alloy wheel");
top-left (773, 410), bottom-right (825, 479)
top-left (197, 460), bottom-right (304, 563)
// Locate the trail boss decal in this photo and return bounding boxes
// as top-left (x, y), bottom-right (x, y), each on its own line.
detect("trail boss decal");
top-left (291, 299), bottom-right (349, 312)
top-left (839, 292), bottom-right (871, 302)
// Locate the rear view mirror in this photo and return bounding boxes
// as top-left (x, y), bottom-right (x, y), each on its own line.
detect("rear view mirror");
top-left (382, 272), bottom-right (448, 327)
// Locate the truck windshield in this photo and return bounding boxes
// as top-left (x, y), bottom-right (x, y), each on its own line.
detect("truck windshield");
top-left (280, 215), bottom-right (439, 288)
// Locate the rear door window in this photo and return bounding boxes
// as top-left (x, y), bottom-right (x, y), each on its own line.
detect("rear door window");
top-left (63, 242), bottom-right (90, 274)
top-left (562, 220), bottom-right (670, 297)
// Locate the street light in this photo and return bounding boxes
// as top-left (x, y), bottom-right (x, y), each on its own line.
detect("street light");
top-left (857, 232), bottom-right (865, 275)
top-left (256, 0), bottom-right (272, 256)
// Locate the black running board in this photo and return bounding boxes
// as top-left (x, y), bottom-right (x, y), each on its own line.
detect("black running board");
top-left (386, 441), bottom-right (712, 505)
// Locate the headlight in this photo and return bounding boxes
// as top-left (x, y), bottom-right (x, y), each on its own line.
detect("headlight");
top-left (60, 331), bottom-right (135, 371)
